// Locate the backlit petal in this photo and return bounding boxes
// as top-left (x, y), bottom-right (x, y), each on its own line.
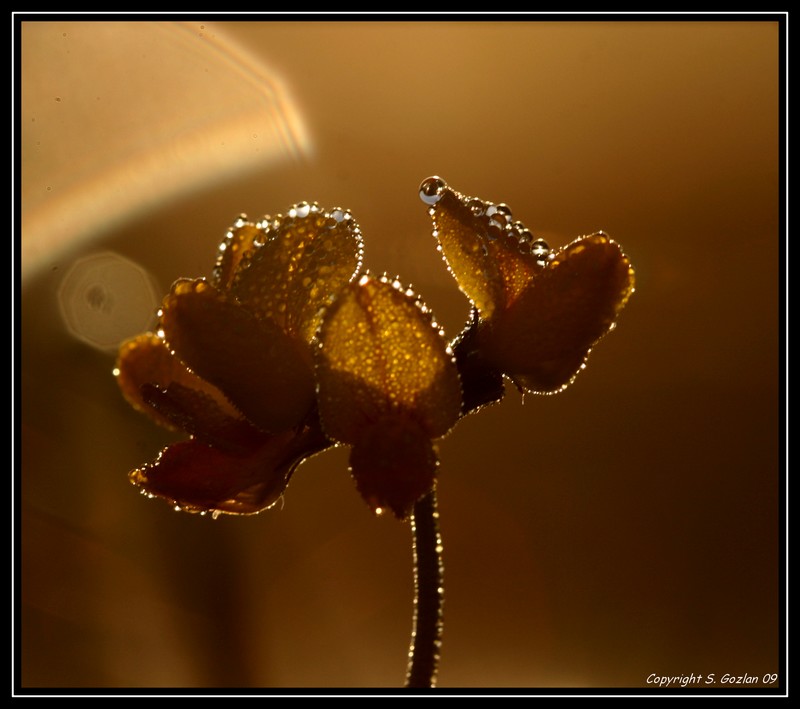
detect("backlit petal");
top-left (479, 232), bottom-right (635, 393)
top-left (129, 426), bottom-right (329, 516)
top-left (140, 382), bottom-right (264, 454)
top-left (315, 275), bottom-right (462, 444)
top-left (213, 216), bottom-right (264, 291)
top-left (422, 178), bottom-right (544, 319)
top-left (115, 332), bottom-right (241, 431)
top-left (230, 204), bottom-right (363, 344)
top-left (159, 278), bottom-right (315, 433)
top-left (349, 417), bottom-right (438, 520)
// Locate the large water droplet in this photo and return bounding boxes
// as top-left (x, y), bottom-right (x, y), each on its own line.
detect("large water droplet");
top-left (419, 176), bottom-right (446, 205)
top-left (293, 201), bottom-right (311, 219)
top-left (531, 238), bottom-right (550, 258)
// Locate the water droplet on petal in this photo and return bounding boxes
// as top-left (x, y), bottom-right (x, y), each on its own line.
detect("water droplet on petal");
top-left (294, 201), bottom-right (311, 219)
top-left (419, 176), bottom-right (447, 205)
top-left (532, 238), bottom-right (550, 259)
top-left (467, 198), bottom-right (485, 216)
top-left (486, 223), bottom-right (503, 241)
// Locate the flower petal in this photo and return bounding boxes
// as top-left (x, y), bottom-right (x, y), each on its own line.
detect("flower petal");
top-left (159, 278), bottom-right (316, 433)
top-left (315, 275), bottom-right (463, 444)
top-left (213, 216), bottom-right (264, 291)
top-left (421, 176), bottom-right (544, 319)
top-left (129, 427), bottom-right (328, 516)
top-left (230, 204), bottom-right (363, 344)
top-left (140, 382), bottom-right (264, 454)
top-left (479, 232), bottom-right (635, 393)
top-left (349, 417), bottom-right (438, 520)
top-left (115, 332), bottom-right (241, 431)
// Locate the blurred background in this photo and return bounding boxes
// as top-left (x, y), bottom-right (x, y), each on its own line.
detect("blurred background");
top-left (18, 19), bottom-right (783, 692)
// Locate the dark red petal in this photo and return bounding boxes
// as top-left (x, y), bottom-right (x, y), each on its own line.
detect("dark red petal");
top-left (348, 417), bottom-right (438, 521)
top-left (159, 279), bottom-right (315, 433)
top-left (129, 427), bottom-right (329, 516)
top-left (141, 383), bottom-right (264, 454)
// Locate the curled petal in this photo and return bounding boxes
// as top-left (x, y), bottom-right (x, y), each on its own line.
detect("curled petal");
top-left (315, 275), bottom-right (463, 444)
top-left (213, 217), bottom-right (264, 291)
top-left (115, 332), bottom-right (241, 431)
top-left (129, 426), bottom-right (330, 516)
top-left (230, 204), bottom-right (364, 344)
top-left (159, 279), bottom-right (315, 433)
top-left (349, 417), bottom-right (438, 520)
top-left (422, 177), bottom-right (543, 319)
top-left (479, 233), bottom-right (635, 393)
top-left (141, 382), bottom-right (264, 454)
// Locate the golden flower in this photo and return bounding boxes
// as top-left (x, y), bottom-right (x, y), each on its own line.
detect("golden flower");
top-left (115, 179), bottom-right (633, 520)
top-left (115, 204), bottom-right (363, 515)
top-left (419, 176), bottom-right (635, 395)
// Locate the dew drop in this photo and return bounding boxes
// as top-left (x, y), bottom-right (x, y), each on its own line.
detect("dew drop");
top-left (211, 510), bottom-right (221, 520)
top-left (531, 238), bottom-right (550, 259)
top-left (486, 223), bottom-right (503, 241)
top-left (488, 215), bottom-right (508, 230)
top-left (419, 176), bottom-right (446, 205)
top-left (294, 201), bottom-right (311, 219)
top-left (467, 198), bottom-right (485, 216)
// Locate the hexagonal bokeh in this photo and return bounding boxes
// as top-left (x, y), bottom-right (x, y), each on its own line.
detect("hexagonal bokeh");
top-left (57, 251), bottom-right (160, 350)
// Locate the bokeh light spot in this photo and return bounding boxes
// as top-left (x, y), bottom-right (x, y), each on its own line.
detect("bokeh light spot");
top-left (57, 251), bottom-right (160, 351)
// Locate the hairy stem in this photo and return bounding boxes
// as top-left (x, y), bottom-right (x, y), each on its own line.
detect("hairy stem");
top-left (405, 489), bottom-right (444, 689)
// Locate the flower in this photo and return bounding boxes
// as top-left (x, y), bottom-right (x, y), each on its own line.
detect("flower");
top-left (114, 204), bottom-right (363, 515)
top-left (419, 176), bottom-right (635, 395)
top-left (116, 179), bottom-right (633, 519)
top-left (315, 274), bottom-right (463, 520)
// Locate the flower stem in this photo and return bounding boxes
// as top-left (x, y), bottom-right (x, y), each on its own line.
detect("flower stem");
top-left (405, 489), bottom-right (444, 689)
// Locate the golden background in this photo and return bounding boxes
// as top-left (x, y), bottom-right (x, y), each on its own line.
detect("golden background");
top-left (19, 19), bottom-right (782, 690)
